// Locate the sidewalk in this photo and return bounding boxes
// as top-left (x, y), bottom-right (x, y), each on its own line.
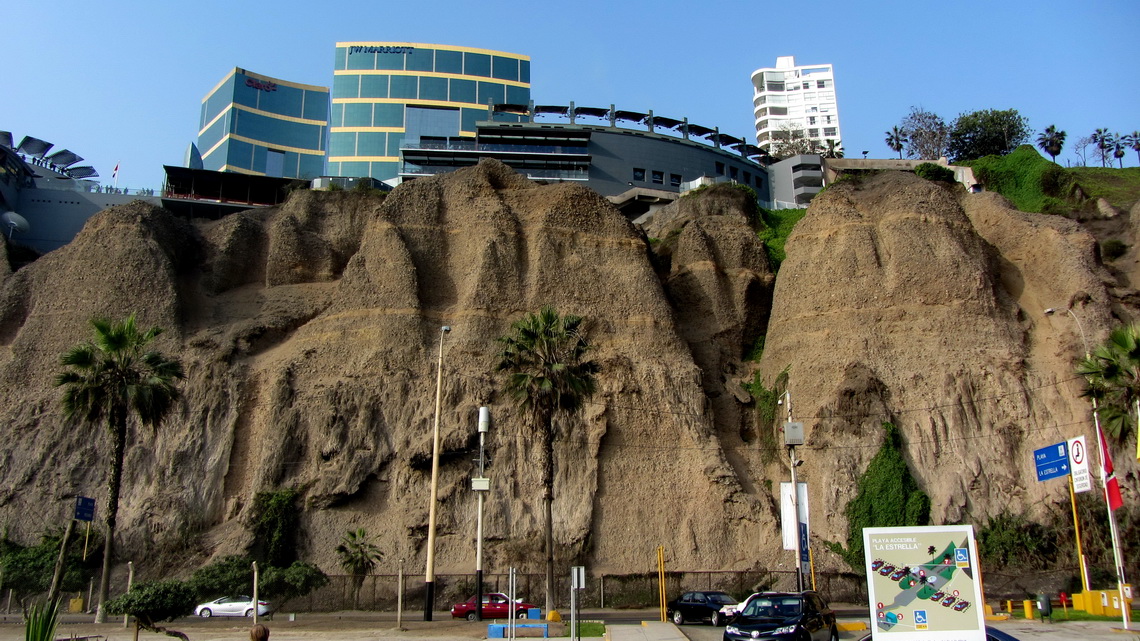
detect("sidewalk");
top-left (605, 621), bottom-right (687, 641)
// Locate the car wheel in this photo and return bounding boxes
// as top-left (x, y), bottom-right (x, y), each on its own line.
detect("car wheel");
top-left (516, 609), bottom-right (528, 619)
top-left (199, 609), bottom-right (212, 618)
top-left (672, 610), bottom-right (684, 625)
top-left (710, 611), bottom-right (721, 626)
top-left (245, 609), bottom-right (254, 617)
top-left (466, 612), bottom-right (478, 621)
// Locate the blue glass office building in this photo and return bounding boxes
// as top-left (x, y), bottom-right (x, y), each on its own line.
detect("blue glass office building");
top-left (329, 42), bottom-right (530, 183)
top-left (199, 68), bottom-right (329, 179)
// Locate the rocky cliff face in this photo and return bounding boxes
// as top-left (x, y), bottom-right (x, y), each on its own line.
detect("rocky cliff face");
top-left (0, 162), bottom-right (1134, 587)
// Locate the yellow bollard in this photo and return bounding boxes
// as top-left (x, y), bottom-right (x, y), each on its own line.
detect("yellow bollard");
top-left (1022, 600), bottom-right (1034, 620)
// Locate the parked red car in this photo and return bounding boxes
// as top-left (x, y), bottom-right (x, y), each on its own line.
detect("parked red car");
top-left (450, 593), bottom-right (537, 620)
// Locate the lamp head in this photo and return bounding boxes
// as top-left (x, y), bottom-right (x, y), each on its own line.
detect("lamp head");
top-left (1044, 308), bottom-right (1056, 316)
top-left (441, 325), bottom-right (451, 333)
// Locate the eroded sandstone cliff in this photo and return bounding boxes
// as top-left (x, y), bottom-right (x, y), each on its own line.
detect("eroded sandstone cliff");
top-left (0, 162), bottom-right (1134, 589)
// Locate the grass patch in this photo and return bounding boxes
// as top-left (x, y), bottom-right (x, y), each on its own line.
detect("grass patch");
top-left (964, 145), bottom-right (1140, 214)
top-left (1006, 607), bottom-right (1139, 621)
top-left (1069, 166), bottom-right (1140, 211)
top-left (561, 621), bottom-right (606, 637)
top-left (757, 207), bottom-right (807, 268)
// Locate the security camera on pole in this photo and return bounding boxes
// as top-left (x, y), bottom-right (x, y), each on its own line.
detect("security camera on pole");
top-left (778, 390), bottom-right (808, 592)
top-left (472, 407), bottom-right (492, 621)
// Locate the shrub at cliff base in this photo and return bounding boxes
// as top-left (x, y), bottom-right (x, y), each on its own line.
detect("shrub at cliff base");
top-left (105, 580), bottom-right (197, 640)
top-left (914, 162), bottom-right (955, 183)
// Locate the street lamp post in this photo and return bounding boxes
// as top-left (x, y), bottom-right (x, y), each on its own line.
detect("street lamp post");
top-left (424, 325), bottom-right (451, 621)
top-left (1045, 306), bottom-right (1130, 629)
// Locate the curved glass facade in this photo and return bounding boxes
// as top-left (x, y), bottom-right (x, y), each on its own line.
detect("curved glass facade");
top-left (329, 42), bottom-right (530, 182)
top-left (199, 68), bottom-right (329, 180)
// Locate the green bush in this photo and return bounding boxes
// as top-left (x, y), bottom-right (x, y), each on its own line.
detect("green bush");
top-left (967, 145), bottom-right (1078, 213)
top-left (259, 561), bottom-right (329, 605)
top-left (189, 555), bottom-right (254, 599)
top-left (914, 163), bottom-right (955, 182)
top-left (0, 531), bottom-right (98, 599)
top-left (250, 488), bottom-right (301, 567)
top-left (827, 423), bottom-right (930, 570)
top-left (977, 512), bottom-right (1057, 570)
top-left (106, 580), bottom-right (197, 635)
top-left (1102, 239), bottom-right (1128, 261)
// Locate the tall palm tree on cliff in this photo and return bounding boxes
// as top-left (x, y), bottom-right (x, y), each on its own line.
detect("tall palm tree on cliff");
top-left (885, 126), bottom-right (907, 159)
top-left (1113, 135), bottom-right (1127, 168)
top-left (1036, 125), bottom-right (1067, 163)
top-left (55, 315), bottom-right (184, 623)
top-left (1077, 324), bottom-right (1140, 442)
top-left (496, 306), bottom-right (599, 614)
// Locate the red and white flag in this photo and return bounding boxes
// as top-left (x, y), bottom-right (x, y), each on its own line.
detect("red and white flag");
top-left (1098, 425), bottom-right (1124, 511)
top-left (112, 163), bottom-right (119, 179)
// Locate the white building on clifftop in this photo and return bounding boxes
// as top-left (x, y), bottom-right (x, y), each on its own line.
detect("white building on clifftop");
top-left (751, 56), bottom-right (841, 154)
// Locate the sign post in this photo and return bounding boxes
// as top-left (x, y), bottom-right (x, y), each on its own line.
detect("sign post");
top-left (1034, 442), bottom-right (1069, 481)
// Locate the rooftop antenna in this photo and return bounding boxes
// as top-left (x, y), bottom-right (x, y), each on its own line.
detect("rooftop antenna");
top-left (2, 211), bottom-right (30, 239)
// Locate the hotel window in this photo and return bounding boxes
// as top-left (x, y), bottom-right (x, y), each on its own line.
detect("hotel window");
top-left (729, 166), bottom-right (738, 181)
top-left (652, 170), bottom-right (663, 184)
top-left (817, 79), bottom-right (828, 88)
top-left (823, 127), bottom-right (838, 137)
top-left (802, 82), bottom-right (810, 89)
top-left (670, 173), bottom-right (682, 187)
top-left (715, 162), bottom-right (725, 175)
top-left (808, 129), bottom-right (819, 138)
top-left (633, 167), bottom-right (645, 181)
top-left (808, 116), bottom-right (817, 125)
top-left (766, 81), bottom-right (784, 91)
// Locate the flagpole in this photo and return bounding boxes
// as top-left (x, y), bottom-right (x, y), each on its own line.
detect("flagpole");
top-left (1094, 415), bottom-right (1130, 630)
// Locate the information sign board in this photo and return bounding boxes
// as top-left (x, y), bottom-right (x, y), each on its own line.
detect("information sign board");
top-left (1034, 442), bottom-right (1069, 481)
top-left (863, 525), bottom-right (986, 641)
top-left (74, 496), bottom-right (95, 522)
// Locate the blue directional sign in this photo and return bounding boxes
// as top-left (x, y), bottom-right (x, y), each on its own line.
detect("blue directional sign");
top-left (799, 523), bottom-right (809, 563)
top-left (1034, 442), bottom-right (1069, 482)
top-left (74, 496), bottom-right (96, 522)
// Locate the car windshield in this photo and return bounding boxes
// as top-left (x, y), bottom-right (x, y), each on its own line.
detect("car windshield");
top-left (743, 597), bottom-right (803, 617)
top-left (709, 594), bottom-right (737, 605)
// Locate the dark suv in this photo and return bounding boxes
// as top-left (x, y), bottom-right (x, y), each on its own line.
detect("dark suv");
top-left (723, 591), bottom-right (837, 641)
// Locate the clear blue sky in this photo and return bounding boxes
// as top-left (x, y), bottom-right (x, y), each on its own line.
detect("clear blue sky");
top-left (4, 0), bottom-right (1137, 190)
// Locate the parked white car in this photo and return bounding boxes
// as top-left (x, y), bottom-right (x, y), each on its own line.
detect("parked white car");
top-left (195, 596), bottom-right (271, 618)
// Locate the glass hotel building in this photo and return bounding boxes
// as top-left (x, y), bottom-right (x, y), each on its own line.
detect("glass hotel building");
top-left (198, 68), bottom-right (329, 180)
top-left (329, 42), bottom-right (530, 182)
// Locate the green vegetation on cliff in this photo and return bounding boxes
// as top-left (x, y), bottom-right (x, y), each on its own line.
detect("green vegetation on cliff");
top-left (965, 145), bottom-right (1140, 214)
top-left (827, 422), bottom-right (931, 570)
top-left (757, 207), bottom-right (807, 268)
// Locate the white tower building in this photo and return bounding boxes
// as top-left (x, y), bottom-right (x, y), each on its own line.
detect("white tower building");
top-left (751, 56), bottom-right (840, 154)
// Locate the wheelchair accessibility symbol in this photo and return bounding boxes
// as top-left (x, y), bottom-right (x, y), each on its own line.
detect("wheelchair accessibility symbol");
top-left (914, 610), bottom-right (928, 630)
top-left (955, 547), bottom-right (970, 567)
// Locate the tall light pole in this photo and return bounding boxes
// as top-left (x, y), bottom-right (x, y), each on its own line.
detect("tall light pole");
top-left (473, 407), bottom-right (492, 620)
top-left (424, 325), bottom-right (451, 621)
top-left (1046, 306), bottom-right (1130, 629)
top-left (781, 389), bottom-right (805, 592)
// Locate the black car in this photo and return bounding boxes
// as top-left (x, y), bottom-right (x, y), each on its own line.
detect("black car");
top-left (723, 591), bottom-right (837, 641)
top-left (667, 590), bottom-right (739, 626)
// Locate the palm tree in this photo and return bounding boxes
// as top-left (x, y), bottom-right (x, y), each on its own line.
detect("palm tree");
top-left (885, 126), bottom-right (906, 159)
top-left (496, 306), bottom-right (599, 614)
top-left (1076, 324), bottom-right (1140, 441)
top-left (336, 528), bottom-right (383, 609)
top-left (822, 139), bottom-right (844, 158)
top-left (1128, 131), bottom-right (1140, 165)
top-left (1092, 128), bottom-right (1112, 167)
top-left (1036, 125), bottom-right (1067, 163)
top-left (1113, 135), bottom-right (1126, 168)
top-left (55, 315), bottom-right (184, 623)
